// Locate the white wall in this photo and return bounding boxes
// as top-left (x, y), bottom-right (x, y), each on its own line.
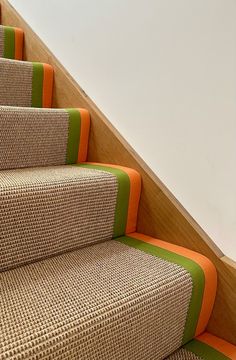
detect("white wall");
top-left (10, 0), bottom-right (236, 260)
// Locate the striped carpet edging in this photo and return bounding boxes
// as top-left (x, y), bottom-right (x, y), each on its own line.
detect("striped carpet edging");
top-left (66, 108), bottom-right (90, 163)
top-left (0, 25), bottom-right (24, 60)
top-left (117, 233), bottom-right (217, 345)
top-left (32, 62), bottom-right (53, 107)
top-left (179, 333), bottom-right (236, 359)
top-left (77, 162), bottom-right (141, 237)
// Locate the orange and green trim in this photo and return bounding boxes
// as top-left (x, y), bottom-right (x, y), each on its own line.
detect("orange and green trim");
top-left (76, 162), bottom-right (141, 237)
top-left (77, 109), bottom-right (90, 162)
top-left (183, 333), bottom-right (236, 360)
top-left (3, 26), bottom-right (24, 60)
top-left (31, 63), bottom-right (53, 108)
top-left (65, 109), bottom-right (90, 164)
top-left (117, 232), bottom-right (217, 345)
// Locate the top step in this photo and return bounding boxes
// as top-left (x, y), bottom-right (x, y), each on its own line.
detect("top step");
top-left (0, 25), bottom-right (24, 60)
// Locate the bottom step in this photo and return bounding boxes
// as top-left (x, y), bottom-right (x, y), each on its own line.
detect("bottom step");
top-left (1, 233), bottom-right (216, 359)
top-left (167, 333), bottom-right (236, 359)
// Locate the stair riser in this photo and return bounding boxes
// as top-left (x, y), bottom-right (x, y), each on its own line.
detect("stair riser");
top-left (0, 165), bottom-right (140, 271)
top-left (0, 59), bottom-right (53, 107)
top-left (0, 107), bottom-right (90, 170)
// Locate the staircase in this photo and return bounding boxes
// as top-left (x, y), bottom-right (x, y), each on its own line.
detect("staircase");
top-left (0, 19), bottom-right (236, 360)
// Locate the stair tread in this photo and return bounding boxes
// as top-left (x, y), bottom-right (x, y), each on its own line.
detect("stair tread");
top-left (0, 163), bottom-right (141, 271)
top-left (1, 234), bottom-right (216, 360)
top-left (0, 106), bottom-right (90, 170)
top-left (166, 332), bottom-right (236, 359)
top-left (0, 24), bottom-right (24, 60)
top-left (0, 58), bottom-right (53, 107)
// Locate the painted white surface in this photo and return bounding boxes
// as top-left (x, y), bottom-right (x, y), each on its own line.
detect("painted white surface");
top-left (10, 0), bottom-right (236, 260)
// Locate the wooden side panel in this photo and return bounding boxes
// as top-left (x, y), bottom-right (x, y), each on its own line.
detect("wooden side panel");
top-left (1, 0), bottom-right (236, 345)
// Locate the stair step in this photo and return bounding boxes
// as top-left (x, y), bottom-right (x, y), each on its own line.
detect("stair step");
top-left (0, 163), bottom-right (141, 271)
top-left (0, 233), bottom-right (216, 359)
top-left (0, 25), bottom-right (24, 60)
top-left (0, 58), bottom-right (53, 107)
top-left (167, 332), bottom-right (236, 359)
top-left (0, 106), bottom-right (90, 170)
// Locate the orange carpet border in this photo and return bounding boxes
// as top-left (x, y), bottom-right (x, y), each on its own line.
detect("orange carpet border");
top-left (86, 162), bottom-right (141, 234)
top-left (42, 63), bottom-right (53, 108)
top-left (128, 232), bottom-right (217, 337)
top-left (77, 108), bottom-right (90, 162)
